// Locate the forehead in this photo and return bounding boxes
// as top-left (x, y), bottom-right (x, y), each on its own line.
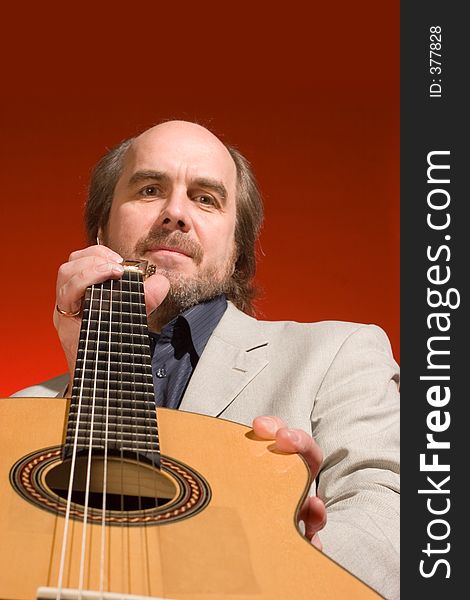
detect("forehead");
top-left (119, 124), bottom-right (237, 194)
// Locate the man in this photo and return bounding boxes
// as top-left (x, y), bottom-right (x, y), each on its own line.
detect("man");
top-left (14, 120), bottom-right (399, 599)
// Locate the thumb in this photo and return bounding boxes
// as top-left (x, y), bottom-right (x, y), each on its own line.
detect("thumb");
top-left (144, 273), bottom-right (171, 316)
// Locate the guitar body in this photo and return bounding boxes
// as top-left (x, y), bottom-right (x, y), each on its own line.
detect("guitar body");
top-left (0, 397), bottom-right (379, 599)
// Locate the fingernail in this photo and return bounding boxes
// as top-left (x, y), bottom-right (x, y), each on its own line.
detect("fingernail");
top-left (108, 251), bottom-right (123, 262)
top-left (97, 262), bottom-right (124, 273)
top-left (262, 417), bottom-right (278, 436)
top-left (285, 430), bottom-right (300, 443)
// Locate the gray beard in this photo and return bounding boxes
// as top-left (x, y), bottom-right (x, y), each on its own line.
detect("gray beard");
top-left (103, 230), bottom-right (236, 331)
top-left (147, 265), bottom-right (233, 331)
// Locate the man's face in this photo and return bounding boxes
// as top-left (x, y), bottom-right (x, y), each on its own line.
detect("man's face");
top-left (103, 122), bottom-right (238, 311)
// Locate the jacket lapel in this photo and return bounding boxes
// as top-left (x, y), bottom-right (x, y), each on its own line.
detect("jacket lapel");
top-left (179, 303), bottom-right (269, 416)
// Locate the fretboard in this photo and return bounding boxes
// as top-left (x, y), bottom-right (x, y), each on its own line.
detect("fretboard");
top-left (64, 262), bottom-right (159, 462)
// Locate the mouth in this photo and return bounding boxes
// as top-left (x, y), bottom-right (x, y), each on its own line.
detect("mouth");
top-left (147, 245), bottom-right (192, 258)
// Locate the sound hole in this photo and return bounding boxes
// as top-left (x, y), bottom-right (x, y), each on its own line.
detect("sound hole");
top-left (44, 456), bottom-right (178, 511)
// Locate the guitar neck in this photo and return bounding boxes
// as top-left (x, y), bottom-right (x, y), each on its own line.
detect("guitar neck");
top-left (65, 261), bottom-right (159, 460)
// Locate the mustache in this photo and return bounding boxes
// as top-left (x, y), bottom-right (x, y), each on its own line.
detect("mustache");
top-left (135, 230), bottom-right (204, 264)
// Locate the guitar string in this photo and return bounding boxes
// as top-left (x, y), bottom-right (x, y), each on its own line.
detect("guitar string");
top-left (77, 281), bottom-right (104, 597)
top-left (55, 285), bottom-right (95, 600)
top-left (99, 279), bottom-right (112, 597)
top-left (128, 269), bottom-right (139, 592)
top-left (130, 269), bottom-right (148, 595)
top-left (118, 275), bottom-right (127, 592)
top-left (147, 268), bottom-right (161, 595)
top-left (143, 268), bottom-right (162, 580)
top-left (138, 269), bottom-right (154, 595)
top-left (139, 269), bottom-right (161, 551)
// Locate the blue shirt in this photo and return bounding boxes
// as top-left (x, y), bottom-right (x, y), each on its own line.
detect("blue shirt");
top-left (149, 295), bottom-right (227, 409)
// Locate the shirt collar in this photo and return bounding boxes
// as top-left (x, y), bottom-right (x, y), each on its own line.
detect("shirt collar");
top-left (150, 294), bottom-right (228, 357)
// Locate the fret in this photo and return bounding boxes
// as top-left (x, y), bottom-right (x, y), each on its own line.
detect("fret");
top-left (66, 433), bottom-right (159, 444)
top-left (68, 398), bottom-right (155, 419)
top-left (75, 356), bottom-right (149, 369)
top-left (65, 445), bottom-right (160, 456)
top-left (65, 435), bottom-right (159, 446)
top-left (72, 382), bottom-right (152, 393)
top-left (67, 419), bottom-right (157, 432)
top-left (74, 365), bottom-right (152, 374)
top-left (67, 415), bottom-right (156, 427)
top-left (65, 442), bottom-right (160, 453)
top-left (86, 308), bottom-right (148, 319)
top-left (66, 433), bottom-right (159, 445)
top-left (68, 397), bottom-right (156, 407)
top-left (64, 440), bottom-right (160, 457)
top-left (68, 407), bottom-right (156, 419)
top-left (75, 361), bottom-right (152, 372)
top-left (66, 431), bottom-right (158, 443)
top-left (76, 346), bottom-right (151, 358)
top-left (67, 428), bottom-right (158, 439)
top-left (73, 378), bottom-right (152, 390)
top-left (77, 330), bottom-right (151, 341)
top-left (84, 301), bottom-right (146, 309)
top-left (76, 347), bottom-right (151, 358)
top-left (69, 394), bottom-right (155, 408)
top-left (66, 419), bottom-right (158, 433)
top-left (86, 288), bottom-right (146, 297)
top-left (76, 340), bottom-right (151, 353)
top-left (82, 289), bottom-right (144, 298)
top-left (84, 283), bottom-right (143, 293)
top-left (75, 357), bottom-right (149, 371)
top-left (69, 396), bottom-right (155, 407)
top-left (78, 324), bottom-right (149, 336)
top-left (69, 395), bottom-right (156, 412)
top-left (68, 407), bottom-right (157, 418)
top-left (72, 382), bottom-right (153, 392)
top-left (71, 392), bottom-right (155, 400)
top-left (67, 424), bottom-right (157, 436)
top-left (85, 293), bottom-right (145, 303)
top-left (69, 397), bottom-right (156, 409)
top-left (85, 291), bottom-right (145, 302)
top-left (83, 314), bottom-right (147, 326)
top-left (73, 368), bottom-right (153, 379)
top-left (69, 397), bottom-right (154, 405)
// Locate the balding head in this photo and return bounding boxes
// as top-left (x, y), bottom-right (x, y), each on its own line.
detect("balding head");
top-left (136, 120), bottom-right (231, 155)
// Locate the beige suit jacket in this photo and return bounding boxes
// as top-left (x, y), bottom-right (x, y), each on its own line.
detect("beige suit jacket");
top-left (13, 302), bottom-right (400, 599)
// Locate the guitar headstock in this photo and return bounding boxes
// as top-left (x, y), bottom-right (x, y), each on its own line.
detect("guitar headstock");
top-left (121, 260), bottom-right (156, 279)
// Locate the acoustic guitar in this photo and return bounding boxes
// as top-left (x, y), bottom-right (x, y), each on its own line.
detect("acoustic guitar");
top-left (0, 261), bottom-right (380, 599)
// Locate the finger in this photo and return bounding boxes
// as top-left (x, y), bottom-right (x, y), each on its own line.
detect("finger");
top-left (68, 245), bottom-right (123, 263)
top-left (56, 256), bottom-right (125, 314)
top-left (143, 273), bottom-right (171, 316)
top-left (298, 495), bottom-right (327, 541)
top-left (252, 415), bottom-right (287, 439)
top-left (274, 428), bottom-right (323, 477)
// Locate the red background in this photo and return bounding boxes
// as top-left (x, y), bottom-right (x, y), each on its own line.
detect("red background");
top-left (0, 2), bottom-right (399, 396)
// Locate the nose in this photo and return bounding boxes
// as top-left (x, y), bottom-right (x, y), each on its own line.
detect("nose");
top-left (156, 188), bottom-right (191, 233)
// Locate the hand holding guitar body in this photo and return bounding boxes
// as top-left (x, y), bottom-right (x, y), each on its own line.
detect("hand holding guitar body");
top-left (253, 416), bottom-right (326, 549)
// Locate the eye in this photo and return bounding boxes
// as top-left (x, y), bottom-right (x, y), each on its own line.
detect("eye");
top-left (139, 185), bottom-right (160, 197)
top-left (196, 194), bottom-right (216, 206)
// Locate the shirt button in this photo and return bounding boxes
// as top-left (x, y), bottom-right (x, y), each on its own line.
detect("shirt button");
top-left (156, 368), bottom-right (167, 378)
